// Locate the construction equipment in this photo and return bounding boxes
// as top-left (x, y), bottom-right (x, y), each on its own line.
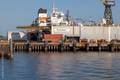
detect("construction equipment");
top-left (101, 0), bottom-right (115, 26)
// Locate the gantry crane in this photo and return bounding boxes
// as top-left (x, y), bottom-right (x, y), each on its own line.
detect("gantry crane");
top-left (101, 0), bottom-right (115, 26)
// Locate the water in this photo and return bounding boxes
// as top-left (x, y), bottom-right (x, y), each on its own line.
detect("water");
top-left (0, 52), bottom-right (120, 80)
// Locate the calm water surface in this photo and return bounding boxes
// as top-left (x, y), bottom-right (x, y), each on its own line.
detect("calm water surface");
top-left (0, 52), bottom-right (120, 80)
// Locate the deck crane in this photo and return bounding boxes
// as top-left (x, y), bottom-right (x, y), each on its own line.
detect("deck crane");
top-left (101, 0), bottom-right (115, 26)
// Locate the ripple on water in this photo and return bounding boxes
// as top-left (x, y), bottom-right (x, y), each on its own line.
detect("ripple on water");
top-left (1, 52), bottom-right (120, 80)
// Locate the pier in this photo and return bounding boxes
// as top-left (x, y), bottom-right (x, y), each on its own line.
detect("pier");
top-left (0, 47), bottom-right (13, 59)
top-left (0, 40), bottom-right (13, 59)
top-left (13, 41), bottom-right (73, 52)
top-left (0, 39), bottom-right (120, 53)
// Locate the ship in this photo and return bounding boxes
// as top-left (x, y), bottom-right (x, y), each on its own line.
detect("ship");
top-left (8, 0), bottom-right (120, 43)
top-left (50, 6), bottom-right (120, 42)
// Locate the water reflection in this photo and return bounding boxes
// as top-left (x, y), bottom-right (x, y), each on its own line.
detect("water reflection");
top-left (0, 52), bottom-right (120, 80)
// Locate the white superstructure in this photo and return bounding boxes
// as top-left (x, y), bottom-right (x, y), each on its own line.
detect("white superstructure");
top-left (38, 8), bottom-right (48, 26)
top-left (51, 7), bottom-right (68, 26)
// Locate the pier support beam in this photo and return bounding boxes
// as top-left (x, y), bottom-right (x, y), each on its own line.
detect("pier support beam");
top-left (98, 45), bottom-right (102, 52)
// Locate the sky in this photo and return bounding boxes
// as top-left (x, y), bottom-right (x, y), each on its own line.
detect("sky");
top-left (0, 0), bottom-right (120, 36)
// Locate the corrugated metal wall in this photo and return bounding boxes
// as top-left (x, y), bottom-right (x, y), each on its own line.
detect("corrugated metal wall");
top-left (52, 26), bottom-right (120, 41)
top-left (81, 26), bottom-right (120, 41)
top-left (52, 26), bottom-right (80, 36)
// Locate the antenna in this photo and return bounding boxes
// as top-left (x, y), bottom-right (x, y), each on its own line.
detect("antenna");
top-left (101, 0), bottom-right (115, 26)
top-left (52, 0), bottom-right (55, 12)
top-left (66, 10), bottom-right (70, 23)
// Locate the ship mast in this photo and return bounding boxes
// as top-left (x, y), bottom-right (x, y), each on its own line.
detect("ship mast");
top-left (52, 0), bottom-right (55, 13)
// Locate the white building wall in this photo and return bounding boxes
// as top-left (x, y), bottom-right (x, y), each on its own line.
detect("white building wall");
top-left (80, 26), bottom-right (109, 41)
top-left (52, 26), bottom-right (120, 41)
top-left (80, 26), bottom-right (120, 41)
top-left (52, 26), bottom-right (80, 36)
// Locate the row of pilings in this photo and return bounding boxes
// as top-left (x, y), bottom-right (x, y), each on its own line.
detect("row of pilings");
top-left (0, 45), bottom-right (13, 59)
top-left (13, 42), bottom-right (74, 52)
top-left (0, 40), bottom-right (120, 52)
top-left (12, 41), bottom-right (120, 52)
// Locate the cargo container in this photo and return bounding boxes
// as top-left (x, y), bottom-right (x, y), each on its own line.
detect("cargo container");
top-left (43, 34), bottom-right (63, 42)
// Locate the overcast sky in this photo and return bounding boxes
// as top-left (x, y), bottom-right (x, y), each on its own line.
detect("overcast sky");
top-left (0, 0), bottom-right (120, 36)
